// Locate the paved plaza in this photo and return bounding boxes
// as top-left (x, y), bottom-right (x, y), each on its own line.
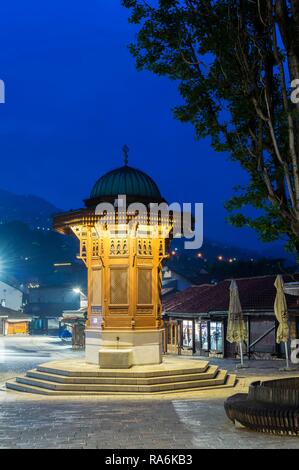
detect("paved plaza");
top-left (0, 335), bottom-right (84, 384)
top-left (1, 396), bottom-right (299, 449)
top-left (1, 336), bottom-right (299, 449)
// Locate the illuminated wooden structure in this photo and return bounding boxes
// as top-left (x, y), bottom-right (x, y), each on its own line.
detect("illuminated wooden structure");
top-left (6, 154), bottom-right (238, 392)
top-left (54, 155), bottom-right (172, 367)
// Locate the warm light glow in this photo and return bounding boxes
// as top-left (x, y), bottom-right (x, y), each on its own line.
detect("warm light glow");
top-left (67, 208), bottom-right (171, 333)
top-left (218, 256), bottom-right (223, 261)
top-left (28, 283), bottom-right (40, 289)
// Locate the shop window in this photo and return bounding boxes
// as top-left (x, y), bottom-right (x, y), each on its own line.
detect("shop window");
top-left (48, 319), bottom-right (59, 330)
top-left (195, 323), bottom-right (200, 343)
top-left (194, 323), bottom-right (201, 352)
top-left (182, 320), bottom-right (193, 349)
top-left (200, 322), bottom-right (209, 350)
top-left (210, 322), bottom-right (223, 352)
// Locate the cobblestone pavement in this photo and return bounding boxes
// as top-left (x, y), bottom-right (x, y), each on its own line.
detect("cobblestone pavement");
top-left (0, 336), bottom-right (83, 383)
top-left (0, 398), bottom-right (299, 449)
top-left (192, 355), bottom-right (299, 376)
top-left (173, 400), bottom-right (299, 449)
top-left (0, 400), bottom-right (193, 449)
top-left (1, 339), bottom-right (299, 449)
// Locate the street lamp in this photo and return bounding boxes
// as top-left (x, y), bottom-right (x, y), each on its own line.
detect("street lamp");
top-left (73, 288), bottom-right (88, 310)
top-left (73, 287), bottom-right (87, 298)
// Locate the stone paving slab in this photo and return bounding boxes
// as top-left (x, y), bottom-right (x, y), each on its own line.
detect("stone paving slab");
top-left (197, 356), bottom-right (299, 376)
top-left (2, 338), bottom-right (299, 449)
top-left (0, 401), bottom-right (193, 449)
top-left (173, 400), bottom-right (299, 449)
top-left (0, 398), bottom-right (299, 449)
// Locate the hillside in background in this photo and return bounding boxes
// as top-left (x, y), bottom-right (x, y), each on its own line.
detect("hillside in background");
top-left (171, 238), bottom-right (260, 262)
top-left (0, 221), bottom-right (85, 286)
top-left (167, 238), bottom-right (295, 284)
top-left (0, 188), bottom-right (295, 287)
top-left (0, 188), bottom-right (60, 230)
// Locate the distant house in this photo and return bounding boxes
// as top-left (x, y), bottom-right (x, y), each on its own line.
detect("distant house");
top-left (0, 278), bottom-right (28, 336)
top-left (0, 278), bottom-right (24, 311)
top-left (0, 306), bottom-right (31, 335)
top-left (163, 275), bottom-right (299, 359)
top-left (25, 285), bottom-right (80, 335)
top-left (162, 267), bottom-right (192, 297)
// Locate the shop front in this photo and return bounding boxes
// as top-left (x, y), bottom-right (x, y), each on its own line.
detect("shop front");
top-left (181, 320), bottom-right (194, 355)
top-left (197, 319), bottom-right (225, 357)
top-left (181, 318), bottom-right (225, 357)
top-left (164, 316), bottom-right (197, 355)
top-left (164, 313), bottom-right (226, 357)
top-left (5, 319), bottom-right (29, 335)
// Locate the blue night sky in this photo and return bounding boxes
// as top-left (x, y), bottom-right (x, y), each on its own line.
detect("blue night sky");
top-left (0, 0), bottom-right (288, 256)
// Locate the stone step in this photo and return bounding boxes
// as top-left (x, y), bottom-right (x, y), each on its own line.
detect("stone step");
top-left (26, 365), bottom-right (219, 385)
top-left (36, 361), bottom-right (210, 378)
top-left (14, 369), bottom-right (228, 393)
top-left (157, 373), bottom-right (237, 394)
top-left (223, 374), bottom-right (237, 388)
top-left (6, 380), bottom-right (110, 396)
top-left (6, 372), bottom-right (236, 396)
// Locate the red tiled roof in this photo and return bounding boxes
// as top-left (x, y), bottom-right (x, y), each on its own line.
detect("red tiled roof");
top-left (163, 275), bottom-right (299, 314)
top-left (163, 284), bottom-right (214, 313)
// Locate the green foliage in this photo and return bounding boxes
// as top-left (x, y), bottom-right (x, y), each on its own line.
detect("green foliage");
top-left (122, 0), bottom-right (299, 257)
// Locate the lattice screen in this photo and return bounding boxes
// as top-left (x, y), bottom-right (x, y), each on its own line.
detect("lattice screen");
top-left (110, 269), bottom-right (128, 304)
top-left (138, 269), bottom-right (152, 305)
top-left (92, 268), bottom-right (102, 306)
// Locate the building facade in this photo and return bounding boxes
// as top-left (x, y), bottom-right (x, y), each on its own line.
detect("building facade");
top-left (25, 285), bottom-right (80, 334)
top-left (0, 279), bottom-right (29, 335)
top-left (163, 275), bottom-right (299, 359)
top-left (0, 306), bottom-right (31, 335)
top-left (0, 279), bottom-right (24, 311)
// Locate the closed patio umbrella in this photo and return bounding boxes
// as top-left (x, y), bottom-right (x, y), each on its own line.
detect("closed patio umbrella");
top-left (274, 275), bottom-right (290, 369)
top-left (227, 280), bottom-right (247, 367)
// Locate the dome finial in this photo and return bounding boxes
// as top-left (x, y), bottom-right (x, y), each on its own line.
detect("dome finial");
top-left (122, 144), bottom-right (129, 166)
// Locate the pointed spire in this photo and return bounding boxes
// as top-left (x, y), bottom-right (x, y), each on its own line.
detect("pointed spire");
top-left (123, 144), bottom-right (129, 166)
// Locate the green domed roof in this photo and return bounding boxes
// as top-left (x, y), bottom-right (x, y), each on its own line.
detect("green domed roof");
top-left (90, 165), bottom-right (162, 201)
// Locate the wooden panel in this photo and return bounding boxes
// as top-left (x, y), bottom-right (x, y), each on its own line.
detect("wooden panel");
top-left (138, 268), bottom-right (152, 305)
top-left (110, 268), bottom-right (128, 305)
top-left (92, 268), bottom-right (102, 306)
top-left (108, 306), bottom-right (129, 315)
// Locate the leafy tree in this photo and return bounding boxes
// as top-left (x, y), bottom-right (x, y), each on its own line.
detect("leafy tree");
top-left (122, 0), bottom-right (299, 256)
